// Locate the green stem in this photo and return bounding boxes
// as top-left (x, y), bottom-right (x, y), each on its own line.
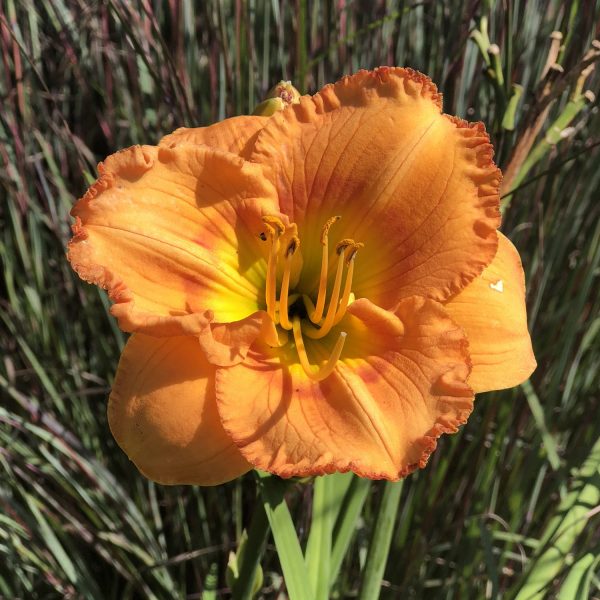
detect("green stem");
top-left (470, 29), bottom-right (491, 67)
top-left (358, 481), bottom-right (404, 600)
top-left (502, 84), bottom-right (523, 131)
top-left (232, 499), bottom-right (270, 600)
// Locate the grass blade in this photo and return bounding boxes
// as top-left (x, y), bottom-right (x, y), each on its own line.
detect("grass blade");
top-left (557, 552), bottom-right (600, 600)
top-left (513, 437), bottom-right (600, 600)
top-left (358, 481), bottom-right (403, 600)
top-left (305, 475), bottom-right (333, 599)
top-left (330, 475), bottom-right (371, 587)
top-left (258, 473), bottom-right (311, 600)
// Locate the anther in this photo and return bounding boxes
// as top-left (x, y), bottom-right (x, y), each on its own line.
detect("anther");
top-left (334, 242), bottom-right (363, 325)
top-left (262, 215), bottom-right (286, 236)
top-left (292, 317), bottom-right (346, 381)
top-left (278, 236), bottom-right (300, 330)
top-left (335, 239), bottom-right (354, 255)
top-left (320, 216), bottom-right (341, 244)
top-left (311, 217), bottom-right (341, 324)
top-left (286, 236), bottom-right (300, 257)
top-left (345, 242), bottom-right (364, 264)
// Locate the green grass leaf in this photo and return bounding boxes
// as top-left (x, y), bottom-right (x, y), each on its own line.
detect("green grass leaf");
top-left (258, 473), bottom-right (311, 600)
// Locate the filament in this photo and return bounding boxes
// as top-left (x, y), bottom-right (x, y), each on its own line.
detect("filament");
top-left (263, 221), bottom-right (280, 322)
top-left (278, 237), bottom-right (300, 331)
top-left (311, 216), bottom-right (340, 323)
top-left (304, 242), bottom-right (350, 340)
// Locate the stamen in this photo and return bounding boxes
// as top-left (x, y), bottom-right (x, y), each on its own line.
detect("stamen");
top-left (278, 236), bottom-right (300, 330)
top-left (262, 215), bottom-right (285, 235)
top-left (320, 216), bottom-right (342, 245)
top-left (304, 241), bottom-right (351, 340)
top-left (262, 219), bottom-right (280, 322)
top-left (333, 242), bottom-right (363, 325)
top-left (262, 215), bottom-right (286, 236)
top-left (311, 216), bottom-right (341, 324)
top-left (292, 317), bottom-right (346, 381)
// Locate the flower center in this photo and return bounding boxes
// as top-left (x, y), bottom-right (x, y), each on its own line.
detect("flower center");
top-left (260, 215), bottom-right (363, 381)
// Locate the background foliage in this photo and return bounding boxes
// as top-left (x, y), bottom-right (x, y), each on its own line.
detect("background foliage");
top-left (1, 0), bottom-right (599, 598)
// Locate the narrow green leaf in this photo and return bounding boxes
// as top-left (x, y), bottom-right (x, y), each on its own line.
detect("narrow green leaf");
top-left (232, 501), bottom-right (269, 600)
top-left (328, 472), bottom-right (354, 525)
top-left (358, 481), bottom-right (403, 600)
top-left (305, 476), bottom-right (333, 599)
top-left (330, 476), bottom-right (371, 587)
top-left (521, 380), bottom-right (561, 471)
top-left (514, 437), bottom-right (600, 600)
top-left (480, 521), bottom-right (500, 600)
top-left (557, 553), bottom-right (600, 600)
top-left (258, 473), bottom-right (311, 600)
top-left (24, 494), bottom-right (78, 585)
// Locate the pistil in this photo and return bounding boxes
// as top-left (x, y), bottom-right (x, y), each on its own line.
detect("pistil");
top-left (292, 317), bottom-right (347, 381)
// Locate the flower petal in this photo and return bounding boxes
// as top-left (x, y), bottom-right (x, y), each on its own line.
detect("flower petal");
top-left (199, 309), bottom-right (277, 367)
top-left (444, 232), bottom-right (536, 392)
top-left (108, 333), bottom-right (251, 485)
top-left (250, 67), bottom-right (500, 306)
top-left (215, 297), bottom-right (473, 480)
top-left (160, 115), bottom-right (268, 158)
top-left (68, 144), bottom-right (278, 334)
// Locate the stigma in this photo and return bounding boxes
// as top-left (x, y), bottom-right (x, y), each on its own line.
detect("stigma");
top-left (260, 215), bottom-right (363, 381)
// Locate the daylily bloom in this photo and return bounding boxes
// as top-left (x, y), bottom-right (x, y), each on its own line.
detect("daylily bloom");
top-left (68, 67), bottom-right (536, 485)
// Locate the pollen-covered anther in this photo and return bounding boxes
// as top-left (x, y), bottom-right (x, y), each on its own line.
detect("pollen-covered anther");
top-left (286, 236), bottom-right (300, 256)
top-left (335, 239), bottom-right (355, 255)
top-left (345, 241), bottom-right (364, 265)
top-left (292, 317), bottom-right (347, 381)
top-left (320, 215), bottom-right (341, 245)
top-left (334, 241), bottom-right (363, 325)
top-left (261, 215), bottom-right (286, 236)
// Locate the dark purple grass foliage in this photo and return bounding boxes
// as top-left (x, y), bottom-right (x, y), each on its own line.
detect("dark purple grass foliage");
top-left (1, 1), bottom-right (599, 598)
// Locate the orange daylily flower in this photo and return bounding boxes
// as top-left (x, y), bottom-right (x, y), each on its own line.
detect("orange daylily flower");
top-left (68, 67), bottom-right (536, 485)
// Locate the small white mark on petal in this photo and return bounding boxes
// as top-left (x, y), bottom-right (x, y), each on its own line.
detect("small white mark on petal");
top-left (490, 279), bottom-right (504, 293)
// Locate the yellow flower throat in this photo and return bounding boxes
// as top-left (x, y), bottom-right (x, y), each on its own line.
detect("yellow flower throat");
top-left (260, 215), bottom-right (363, 382)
